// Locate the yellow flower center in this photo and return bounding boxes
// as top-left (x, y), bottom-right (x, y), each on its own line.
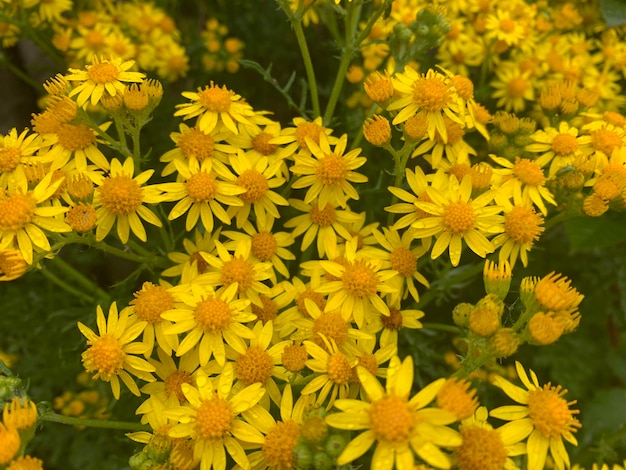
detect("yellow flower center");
top-left (251, 132), bottom-right (278, 156)
top-left (251, 294), bottom-right (278, 323)
top-left (0, 193), bottom-right (36, 232)
top-left (591, 128), bottom-right (623, 155)
top-left (56, 124), bottom-right (96, 151)
top-left (528, 312), bottom-right (565, 345)
top-left (237, 169), bottom-right (269, 203)
top-left (583, 193), bottom-right (608, 217)
top-left (404, 112), bottom-right (429, 141)
top-left (350, 353), bottom-right (379, 384)
top-left (263, 420), bottom-right (301, 469)
top-left (164, 370), bottom-right (193, 404)
top-left (499, 17), bottom-right (516, 33)
top-left (0, 423), bottom-right (20, 465)
top-left (31, 111), bottom-right (61, 135)
top-left (381, 308), bottom-right (403, 330)
top-left (506, 77), bottom-right (528, 98)
top-left (282, 343), bottom-right (308, 372)
top-left (363, 115), bottom-right (391, 146)
top-left (364, 73), bottom-right (394, 103)
top-left (198, 85), bottom-right (232, 113)
top-left (83, 334), bottom-right (126, 380)
top-left (504, 206), bottom-right (544, 244)
top-left (67, 174), bottom-right (94, 200)
top-left (194, 296), bottom-right (231, 332)
top-left (527, 385), bottom-right (578, 438)
top-left (370, 395), bottom-right (414, 442)
top-left (295, 122), bottom-right (323, 149)
top-left (220, 255), bottom-right (255, 293)
top-left (235, 346), bottom-right (274, 385)
top-left (455, 425), bottom-right (508, 470)
top-left (512, 158), bottom-right (545, 186)
top-left (342, 259), bottom-right (379, 298)
top-left (436, 117), bottom-right (465, 144)
top-left (124, 84), bottom-right (149, 111)
top-left (436, 378), bottom-right (479, 420)
top-left (449, 164), bottom-right (472, 183)
top-left (443, 201), bottom-right (475, 234)
top-left (309, 202), bottom-right (336, 227)
top-left (98, 175), bottom-right (142, 215)
top-left (534, 272), bottom-right (582, 311)
top-left (0, 147), bottom-right (20, 173)
top-left (390, 246), bottom-right (417, 277)
top-left (327, 352), bottom-right (352, 384)
top-left (131, 282), bottom-right (174, 324)
top-left (178, 128), bottom-right (215, 161)
top-left (87, 62), bottom-right (119, 84)
top-left (296, 290), bottom-right (327, 316)
top-left (412, 77), bottom-right (451, 111)
top-left (195, 396), bottom-right (233, 439)
top-left (603, 111), bottom-right (626, 126)
top-left (312, 312), bottom-right (348, 347)
top-left (250, 232), bottom-right (277, 261)
top-left (186, 172), bottom-right (218, 202)
top-left (66, 203), bottom-right (97, 233)
top-left (85, 30), bottom-right (105, 51)
top-left (316, 153), bottom-right (347, 186)
top-left (551, 133), bottom-right (578, 155)
top-left (451, 75), bottom-right (474, 100)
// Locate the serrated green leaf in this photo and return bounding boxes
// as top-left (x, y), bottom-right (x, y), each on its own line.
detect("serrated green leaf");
top-left (564, 213), bottom-right (626, 253)
top-left (601, 0), bottom-right (626, 27)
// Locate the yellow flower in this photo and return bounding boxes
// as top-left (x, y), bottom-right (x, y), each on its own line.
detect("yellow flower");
top-left (6, 455), bottom-right (44, 470)
top-left (93, 157), bottom-right (163, 243)
top-left (41, 121), bottom-right (112, 171)
top-left (411, 174), bottom-right (504, 267)
top-left (490, 361), bottom-right (581, 470)
top-left (0, 171), bottom-right (70, 264)
top-left (65, 56), bottom-right (145, 107)
top-left (491, 65), bottom-right (534, 113)
top-left (174, 81), bottom-right (255, 134)
top-left (78, 302), bottom-right (156, 399)
top-left (164, 365), bottom-right (266, 470)
top-left (290, 133), bottom-right (368, 209)
top-left (0, 127), bottom-right (42, 190)
top-left (325, 355), bottom-right (461, 469)
top-left (0, 422), bottom-right (21, 465)
top-left (0, 249), bottom-right (28, 281)
top-left (269, 116), bottom-right (338, 154)
top-left (2, 397), bottom-right (38, 431)
top-left (161, 228), bottom-right (221, 281)
top-left (162, 282), bottom-right (255, 366)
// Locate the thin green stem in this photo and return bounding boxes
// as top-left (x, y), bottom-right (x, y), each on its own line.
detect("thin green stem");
top-left (130, 123), bottom-right (143, 172)
top-left (292, 18), bottom-right (320, 117)
top-left (0, 54), bottom-right (44, 92)
top-left (48, 256), bottom-right (109, 302)
top-left (40, 269), bottom-right (96, 304)
top-left (41, 411), bottom-right (149, 432)
top-left (422, 323), bottom-right (461, 334)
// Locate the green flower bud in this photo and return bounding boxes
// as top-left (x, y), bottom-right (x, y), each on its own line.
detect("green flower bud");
top-left (293, 441), bottom-right (313, 470)
top-left (325, 433), bottom-right (349, 458)
top-left (452, 303), bottom-right (473, 328)
top-left (146, 433), bottom-right (172, 462)
top-left (313, 451), bottom-right (333, 470)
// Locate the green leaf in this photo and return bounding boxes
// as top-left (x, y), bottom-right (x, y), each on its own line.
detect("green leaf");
top-left (564, 213), bottom-right (626, 252)
top-left (583, 388), bottom-right (626, 436)
top-left (601, 0), bottom-right (626, 27)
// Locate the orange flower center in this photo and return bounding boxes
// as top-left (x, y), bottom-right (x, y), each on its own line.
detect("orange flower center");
top-left (381, 308), bottom-right (404, 330)
top-left (504, 206), bottom-right (544, 244)
top-left (251, 232), bottom-right (277, 261)
top-left (195, 396), bottom-right (233, 439)
top-left (198, 86), bottom-right (232, 113)
top-left (512, 158), bottom-right (545, 186)
top-left (404, 112), bottom-right (429, 141)
top-left (451, 75), bottom-right (474, 100)
top-left (66, 203), bottom-right (97, 233)
top-left (186, 172), bottom-right (218, 202)
top-left (591, 128), bottom-right (623, 155)
top-left (235, 346), bottom-right (274, 385)
top-left (164, 370), bottom-right (193, 404)
top-left (316, 153), bottom-right (347, 186)
top-left (220, 256), bottom-right (255, 292)
top-left (56, 123), bottom-right (96, 151)
top-left (251, 295), bottom-right (277, 323)
top-left (194, 296), bottom-right (231, 332)
top-left (455, 425), bottom-right (508, 470)
top-left (443, 201), bottom-right (475, 234)
top-left (499, 17), bottom-right (516, 33)
top-left (98, 175), bottom-right (142, 215)
top-left (178, 128), bottom-right (214, 161)
top-left (506, 77), bottom-right (528, 98)
top-left (527, 386), bottom-right (578, 438)
top-left (551, 133), bottom-right (578, 155)
top-left (131, 282), bottom-right (174, 324)
top-left (252, 132), bottom-right (278, 156)
top-left (85, 30), bottom-right (105, 50)
top-left (263, 420), bottom-right (301, 468)
top-left (327, 352), bottom-right (352, 384)
top-left (87, 62), bottom-right (119, 83)
top-left (390, 246), bottom-right (417, 277)
top-left (369, 395), bottom-right (414, 442)
top-left (295, 122), bottom-right (323, 148)
top-left (309, 202), bottom-right (336, 227)
top-left (342, 259), bottom-right (379, 298)
top-left (296, 290), bottom-right (327, 316)
top-left (312, 312), bottom-right (348, 347)
top-left (237, 169), bottom-right (268, 203)
top-left (0, 193), bottom-right (36, 232)
top-left (189, 251), bottom-right (210, 274)
top-left (83, 334), bottom-right (126, 379)
top-left (281, 344), bottom-right (308, 372)
top-left (412, 77), bottom-right (451, 111)
top-left (436, 378), bottom-right (479, 420)
top-left (0, 147), bottom-right (20, 173)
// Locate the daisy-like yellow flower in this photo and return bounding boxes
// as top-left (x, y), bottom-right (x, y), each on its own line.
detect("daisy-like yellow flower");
top-left (223, 150), bottom-right (289, 228)
top-left (411, 174), bottom-right (504, 267)
top-left (491, 65), bottom-right (535, 113)
top-left (164, 365), bottom-right (266, 470)
top-left (174, 81), bottom-right (255, 134)
top-left (222, 218), bottom-right (295, 280)
top-left (161, 228), bottom-right (221, 281)
top-left (490, 154), bottom-right (556, 216)
top-left (290, 133), bottom-right (368, 209)
top-left (317, 239), bottom-right (398, 329)
top-left (0, 171), bottom-right (70, 264)
top-left (454, 406), bottom-right (526, 470)
top-left (365, 299), bottom-right (424, 348)
top-left (387, 67), bottom-right (464, 143)
top-left (227, 115), bottom-right (298, 164)
top-left (269, 116), bottom-right (338, 155)
top-left (326, 355), bottom-right (461, 469)
top-left (162, 282), bottom-right (255, 366)
top-left (490, 361), bottom-right (581, 470)
top-left (0, 249), bottom-right (28, 281)
top-left (484, 9), bottom-right (530, 47)
top-left (92, 157), bottom-right (163, 243)
top-left (78, 302), bottom-right (156, 399)
top-left (198, 239), bottom-right (274, 307)
top-left (65, 56), bottom-right (145, 107)
top-left (0, 127), bottom-right (42, 190)
top-left (159, 158), bottom-right (245, 232)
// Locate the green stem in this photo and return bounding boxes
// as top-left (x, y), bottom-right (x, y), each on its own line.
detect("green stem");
top-left (292, 17), bottom-right (320, 117)
top-left (421, 322), bottom-right (461, 334)
top-left (0, 54), bottom-right (44, 92)
top-left (48, 256), bottom-right (109, 302)
top-left (452, 349), bottom-right (493, 379)
top-left (130, 123), bottom-right (143, 173)
top-left (40, 269), bottom-right (96, 304)
top-left (385, 140), bottom-right (414, 226)
top-left (41, 411), bottom-right (149, 432)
